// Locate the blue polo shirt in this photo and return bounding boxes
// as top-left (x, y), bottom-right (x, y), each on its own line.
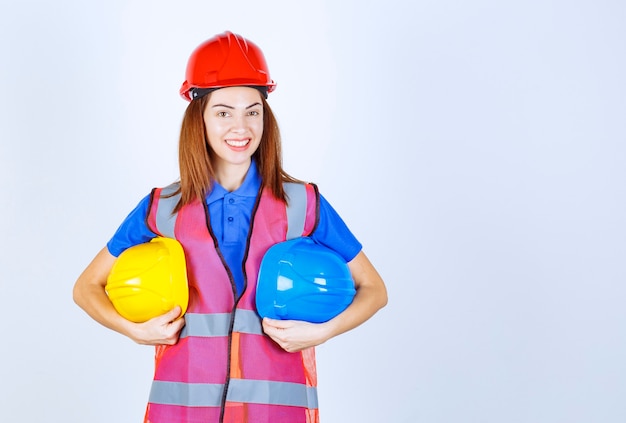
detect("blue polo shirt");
top-left (107, 161), bottom-right (362, 296)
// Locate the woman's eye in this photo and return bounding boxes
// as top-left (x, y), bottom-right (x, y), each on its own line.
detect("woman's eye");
top-left (248, 110), bottom-right (260, 116)
top-left (217, 111), bottom-right (229, 117)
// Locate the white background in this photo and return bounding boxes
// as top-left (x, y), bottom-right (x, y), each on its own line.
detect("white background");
top-left (1, 1), bottom-right (625, 422)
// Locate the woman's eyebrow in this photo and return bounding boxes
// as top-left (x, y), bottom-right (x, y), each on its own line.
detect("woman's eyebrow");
top-left (211, 102), bottom-right (262, 109)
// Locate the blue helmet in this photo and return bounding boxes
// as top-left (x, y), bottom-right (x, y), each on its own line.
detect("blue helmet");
top-left (256, 237), bottom-right (356, 323)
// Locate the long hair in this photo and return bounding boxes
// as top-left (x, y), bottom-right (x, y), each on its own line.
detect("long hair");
top-left (174, 91), bottom-right (299, 212)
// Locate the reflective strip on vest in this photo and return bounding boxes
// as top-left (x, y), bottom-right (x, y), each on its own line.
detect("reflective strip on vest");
top-left (284, 182), bottom-right (307, 240)
top-left (155, 183), bottom-right (181, 238)
top-left (179, 310), bottom-right (263, 338)
top-left (149, 379), bottom-right (318, 408)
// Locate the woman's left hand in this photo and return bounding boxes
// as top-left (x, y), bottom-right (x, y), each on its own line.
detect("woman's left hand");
top-left (262, 318), bottom-right (330, 352)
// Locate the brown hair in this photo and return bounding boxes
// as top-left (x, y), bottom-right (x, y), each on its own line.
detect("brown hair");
top-left (174, 92), bottom-right (299, 212)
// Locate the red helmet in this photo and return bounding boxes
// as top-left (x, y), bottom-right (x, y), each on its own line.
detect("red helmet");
top-left (179, 31), bottom-right (276, 101)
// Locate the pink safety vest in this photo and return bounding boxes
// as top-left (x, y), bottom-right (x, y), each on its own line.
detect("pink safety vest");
top-left (143, 182), bottom-right (320, 423)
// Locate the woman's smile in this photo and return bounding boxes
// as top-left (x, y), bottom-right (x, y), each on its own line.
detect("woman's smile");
top-left (225, 138), bottom-right (251, 148)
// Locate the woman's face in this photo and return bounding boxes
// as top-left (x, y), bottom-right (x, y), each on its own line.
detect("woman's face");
top-left (203, 86), bottom-right (264, 171)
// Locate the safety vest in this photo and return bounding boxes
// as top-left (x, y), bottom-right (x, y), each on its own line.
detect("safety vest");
top-left (143, 181), bottom-right (320, 423)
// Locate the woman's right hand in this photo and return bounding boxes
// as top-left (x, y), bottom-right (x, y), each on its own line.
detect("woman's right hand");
top-left (130, 306), bottom-right (186, 346)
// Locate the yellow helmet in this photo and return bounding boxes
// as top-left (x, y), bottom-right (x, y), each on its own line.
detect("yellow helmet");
top-left (105, 237), bottom-right (189, 323)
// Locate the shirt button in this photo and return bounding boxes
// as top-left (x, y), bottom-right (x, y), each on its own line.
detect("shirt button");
top-left (228, 198), bottom-right (235, 204)
top-left (228, 217), bottom-right (234, 222)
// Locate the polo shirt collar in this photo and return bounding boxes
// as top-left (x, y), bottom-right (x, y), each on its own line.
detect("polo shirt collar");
top-left (206, 160), bottom-right (262, 204)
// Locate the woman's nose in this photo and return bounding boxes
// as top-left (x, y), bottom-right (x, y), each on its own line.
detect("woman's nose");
top-left (231, 114), bottom-right (246, 131)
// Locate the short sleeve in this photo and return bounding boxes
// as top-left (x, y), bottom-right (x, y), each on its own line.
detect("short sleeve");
top-left (106, 193), bottom-right (157, 257)
top-left (310, 193), bottom-right (362, 262)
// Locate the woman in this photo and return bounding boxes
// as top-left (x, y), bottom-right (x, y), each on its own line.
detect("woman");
top-left (73, 31), bottom-right (387, 423)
